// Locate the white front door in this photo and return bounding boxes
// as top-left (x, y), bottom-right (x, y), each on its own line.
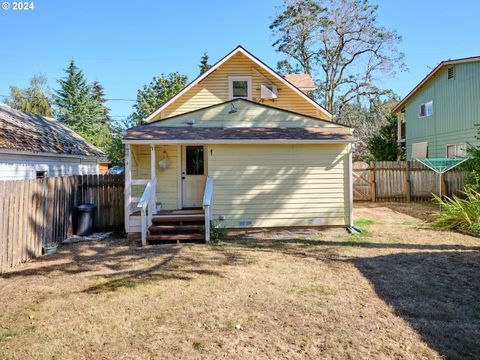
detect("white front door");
top-left (181, 145), bottom-right (206, 208)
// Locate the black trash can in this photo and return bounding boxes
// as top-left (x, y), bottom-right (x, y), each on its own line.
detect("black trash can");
top-left (76, 203), bottom-right (96, 236)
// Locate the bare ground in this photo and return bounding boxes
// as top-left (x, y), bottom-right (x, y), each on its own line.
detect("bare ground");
top-left (0, 203), bottom-right (479, 359)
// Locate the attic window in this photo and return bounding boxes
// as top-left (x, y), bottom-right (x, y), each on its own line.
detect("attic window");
top-left (229, 76), bottom-right (252, 100)
top-left (447, 66), bottom-right (455, 80)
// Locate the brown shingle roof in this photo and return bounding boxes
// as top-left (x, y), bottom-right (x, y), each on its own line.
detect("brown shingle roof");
top-left (284, 74), bottom-right (315, 90)
top-left (124, 126), bottom-right (354, 142)
top-left (0, 104), bottom-right (106, 158)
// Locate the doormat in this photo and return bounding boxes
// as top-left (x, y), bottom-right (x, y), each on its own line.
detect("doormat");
top-left (62, 232), bottom-right (113, 244)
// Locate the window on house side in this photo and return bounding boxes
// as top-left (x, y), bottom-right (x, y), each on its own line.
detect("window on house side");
top-left (228, 77), bottom-right (251, 100)
top-left (447, 144), bottom-right (466, 158)
top-left (36, 171), bottom-right (47, 179)
top-left (419, 101), bottom-right (433, 118)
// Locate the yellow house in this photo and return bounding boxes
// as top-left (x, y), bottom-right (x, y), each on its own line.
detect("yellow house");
top-left (123, 46), bottom-right (355, 245)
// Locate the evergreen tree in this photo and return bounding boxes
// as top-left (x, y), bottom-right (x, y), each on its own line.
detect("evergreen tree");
top-left (4, 74), bottom-right (54, 117)
top-left (92, 80), bottom-right (110, 118)
top-left (368, 113), bottom-right (405, 161)
top-left (199, 52), bottom-right (212, 75)
top-left (54, 60), bottom-right (104, 134)
top-left (130, 72), bottom-right (188, 125)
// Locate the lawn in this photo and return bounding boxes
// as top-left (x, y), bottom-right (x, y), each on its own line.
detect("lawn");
top-left (0, 203), bottom-right (479, 359)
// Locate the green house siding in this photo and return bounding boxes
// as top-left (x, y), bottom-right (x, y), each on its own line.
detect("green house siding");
top-left (405, 61), bottom-right (480, 159)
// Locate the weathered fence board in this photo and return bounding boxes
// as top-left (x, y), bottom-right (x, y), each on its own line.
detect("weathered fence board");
top-left (353, 160), bottom-right (467, 202)
top-left (0, 174), bottom-right (124, 272)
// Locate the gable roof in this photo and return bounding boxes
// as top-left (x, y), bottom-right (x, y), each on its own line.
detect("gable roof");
top-left (144, 45), bottom-right (331, 122)
top-left (392, 56), bottom-right (480, 113)
top-left (148, 98), bottom-right (349, 128)
top-left (0, 104), bottom-right (106, 158)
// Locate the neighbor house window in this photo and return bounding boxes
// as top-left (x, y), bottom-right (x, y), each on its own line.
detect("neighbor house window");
top-left (36, 171), bottom-right (47, 179)
top-left (228, 76), bottom-right (252, 100)
top-left (446, 144), bottom-right (466, 158)
top-left (419, 101), bottom-right (433, 117)
top-left (412, 142), bottom-right (428, 159)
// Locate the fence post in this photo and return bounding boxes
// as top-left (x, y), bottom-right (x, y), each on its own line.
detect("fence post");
top-left (441, 173), bottom-right (447, 197)
top-left (370, 161), bottom-right (376, 203)
top-left (405, 161), bottom-right (411, 202)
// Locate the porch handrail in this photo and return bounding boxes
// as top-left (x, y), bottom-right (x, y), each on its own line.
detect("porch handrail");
top-left (137, 178), bottom-right (157, 246)
top-left (202, 176), bottom-right (213, 242)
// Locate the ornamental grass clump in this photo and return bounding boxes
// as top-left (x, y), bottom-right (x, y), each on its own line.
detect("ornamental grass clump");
top-left (432, 189), bottom-right (480, 234)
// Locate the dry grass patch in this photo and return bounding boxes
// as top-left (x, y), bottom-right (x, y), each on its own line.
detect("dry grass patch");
top-left (0, 204), bottom-right (479, 359)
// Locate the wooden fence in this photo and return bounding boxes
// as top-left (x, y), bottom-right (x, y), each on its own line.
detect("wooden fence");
top-left (353, 161), bottom-right (467, 202)
top-left (0, 175), bottom-right (124, 272)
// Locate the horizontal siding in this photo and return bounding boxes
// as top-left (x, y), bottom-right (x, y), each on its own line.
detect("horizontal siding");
top-left (0, 153), bottom-right (98, 180)
top-left (131, 144), bottom-right (179, 210)
top-left (156, 100), bottom-right (335, 128)
top-left (157, 52), bottom-right (326, 121)
top-left (208, 144), bottom-right (349, 228)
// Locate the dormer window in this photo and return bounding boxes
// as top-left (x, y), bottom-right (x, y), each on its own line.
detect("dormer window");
top-left (229, 76), bottom-right (252, 100)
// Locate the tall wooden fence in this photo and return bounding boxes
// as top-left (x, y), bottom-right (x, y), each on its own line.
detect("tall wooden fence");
top-left (0, 174), bottom-right (124, 272)
top-left (353, 161), bottom-right (467, 202)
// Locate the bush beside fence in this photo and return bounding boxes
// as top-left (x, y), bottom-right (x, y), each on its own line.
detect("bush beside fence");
top-left (0, 175), bottom-right (124, 273)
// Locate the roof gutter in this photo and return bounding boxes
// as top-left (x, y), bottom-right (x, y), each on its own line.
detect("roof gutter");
top-left (0, 149), bottom-right (107, 161)
top-left (122, 139), bottom-right (354, 145)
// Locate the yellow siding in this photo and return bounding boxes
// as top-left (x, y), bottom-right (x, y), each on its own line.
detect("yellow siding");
top-left (154, 52), bottom-right (327, 121)
top-left (155, 99), bottom-right (336, 128)
top-left (131, 144), bottom-right (179, 210)
top-left (208, 144), bottom-right (350, 228)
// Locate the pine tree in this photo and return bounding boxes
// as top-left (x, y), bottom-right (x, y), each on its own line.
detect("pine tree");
top-left (4, 74), bottom-right (54, 117)
top-left (199, 52), bottom-right (212, 75)
top-left (54, 60), bottom-right (104, 134)
top-left (92, 80), bottom-right (110, 119)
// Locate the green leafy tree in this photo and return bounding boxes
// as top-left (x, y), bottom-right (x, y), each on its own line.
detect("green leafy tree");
top-left (92, 80), bottom-right (110, 118)
top-left (270, 0), bottom-right (405, 113)
top-left (368, 113), bottom-right (405, 161)
top-left (130, 72), bottom-right (188, 125)
top-left (4, 74), bottom-right (54, 117)
top-left (199, 52), bottom-right (212, 75)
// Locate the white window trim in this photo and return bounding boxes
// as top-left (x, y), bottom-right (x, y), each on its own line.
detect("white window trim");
top-left (446, 143), bottom-right (467, 158)
top-left (418, 100), bottom-right (433, 118)
top-left (228, 76), bottom-right (252, 100)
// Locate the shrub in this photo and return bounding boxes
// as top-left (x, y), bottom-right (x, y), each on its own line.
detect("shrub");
top-left (432, 189), bottom-right (480, 234)
top-left (210, 221), bottom-right (227, 243)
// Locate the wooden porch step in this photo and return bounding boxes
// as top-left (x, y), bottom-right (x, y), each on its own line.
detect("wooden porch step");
top-left (147, 233), bottom-right (205, 241)
top-left (152, 215), bottom-right (205, 223)
top-left (148, 224), bottom-right (204, 232)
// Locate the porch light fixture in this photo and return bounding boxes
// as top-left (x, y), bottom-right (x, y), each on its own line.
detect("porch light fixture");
top-left (228, 103), bottom-right (238, 114)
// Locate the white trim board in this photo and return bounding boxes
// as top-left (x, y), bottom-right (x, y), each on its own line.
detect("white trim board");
top-left (144, 46), bottom-right (332, 122)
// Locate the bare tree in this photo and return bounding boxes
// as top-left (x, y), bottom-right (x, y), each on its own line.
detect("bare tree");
top-left (271, 0), bottom-right (405, 114)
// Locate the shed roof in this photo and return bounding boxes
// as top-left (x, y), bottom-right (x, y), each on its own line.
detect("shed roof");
top-left (124, 126), bottom-right (354, 143)
top-left (0, 104), bottom-right (106, 158)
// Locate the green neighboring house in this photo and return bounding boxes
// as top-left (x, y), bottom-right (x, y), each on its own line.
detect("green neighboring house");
top-left (393, 56), bottom-right (480, 160)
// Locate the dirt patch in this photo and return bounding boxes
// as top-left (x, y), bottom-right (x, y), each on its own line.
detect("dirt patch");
top-left (0, 204), bottom-right (479, 359)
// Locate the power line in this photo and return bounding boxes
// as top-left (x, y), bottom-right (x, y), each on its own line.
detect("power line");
top-left (0, 94), bottom-right (136, 102)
